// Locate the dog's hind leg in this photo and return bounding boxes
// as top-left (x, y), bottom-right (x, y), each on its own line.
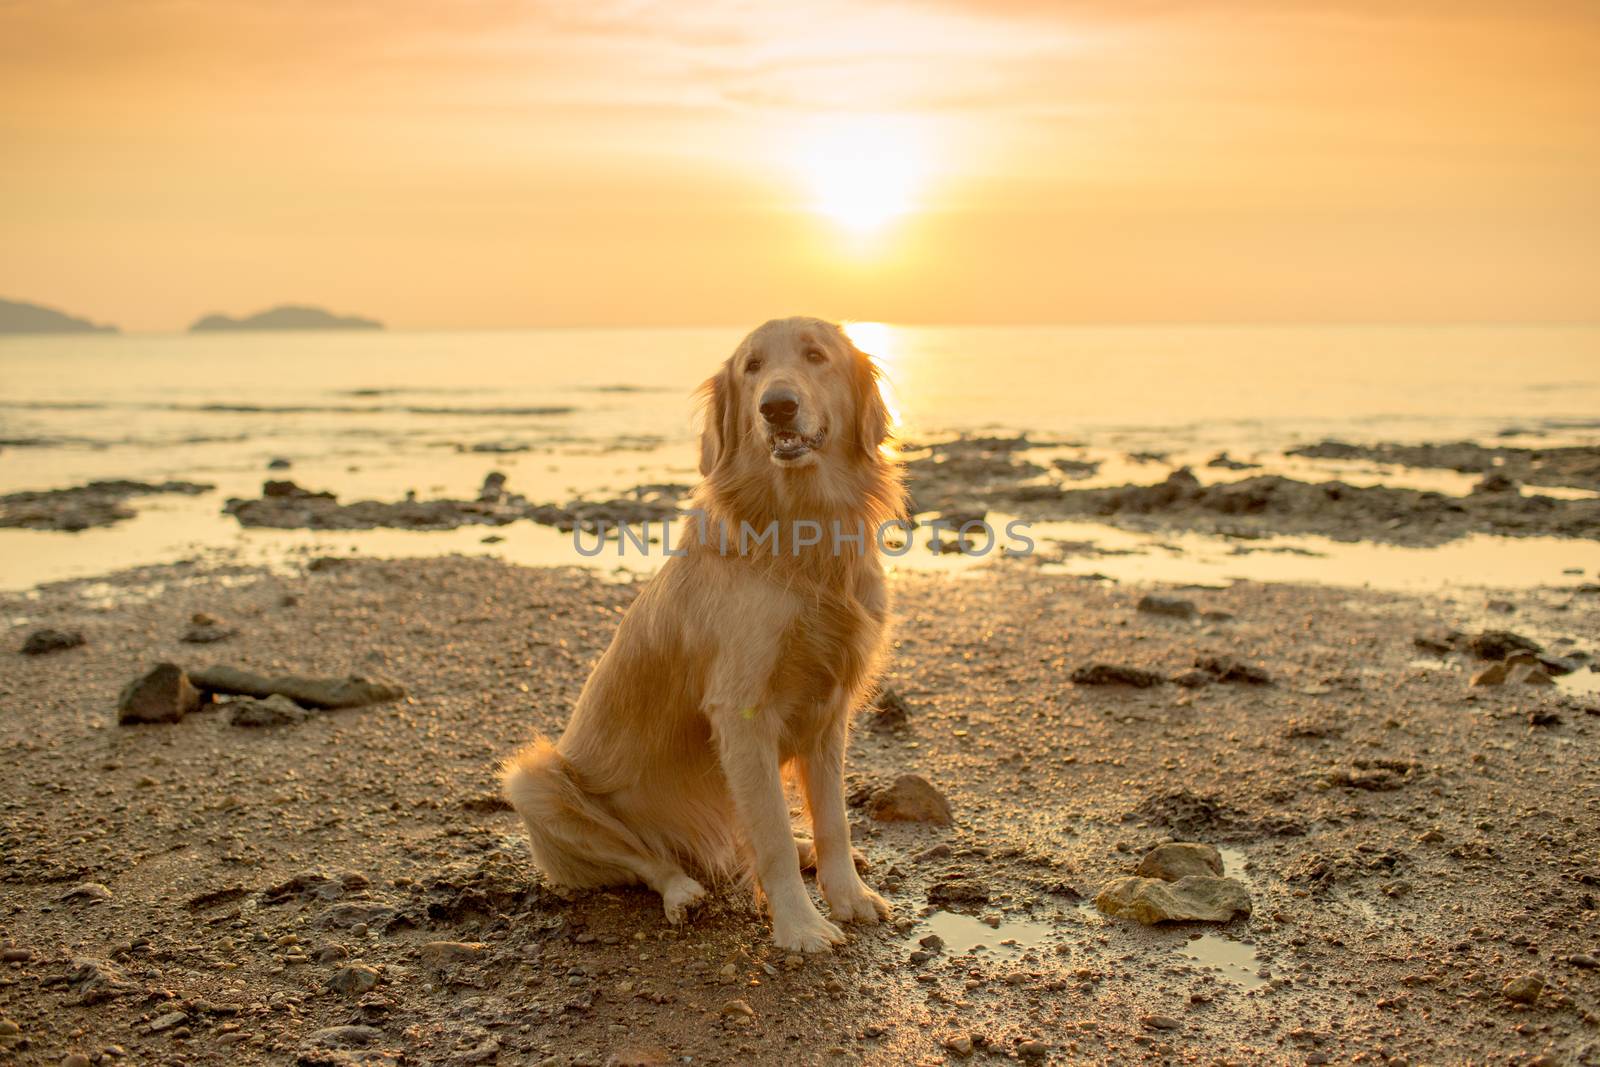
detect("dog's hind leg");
top-left (501, 739), bottom-right (706, 924)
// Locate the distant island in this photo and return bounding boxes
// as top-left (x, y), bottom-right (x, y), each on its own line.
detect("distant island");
top-left (0, 297), bottom-right (118, 335)
top-left (189, 305), bottom-right (383, 332)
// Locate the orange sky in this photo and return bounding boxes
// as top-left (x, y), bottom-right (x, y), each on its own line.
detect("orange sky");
top-left (2, 1), bottom-right (1597, 330)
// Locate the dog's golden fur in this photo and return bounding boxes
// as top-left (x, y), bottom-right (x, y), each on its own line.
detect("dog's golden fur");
top-left (501, 317), bottom-right (904, 951)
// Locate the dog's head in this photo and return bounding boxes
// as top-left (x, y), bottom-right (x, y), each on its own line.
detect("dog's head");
top-left (698, 317), bottom-right (891, 477)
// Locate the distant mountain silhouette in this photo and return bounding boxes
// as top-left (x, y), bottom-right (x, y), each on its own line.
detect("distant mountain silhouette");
top-left (0, 297), bottom-right (118, 335)
top-left (189, 305), bottom-right (383, 332)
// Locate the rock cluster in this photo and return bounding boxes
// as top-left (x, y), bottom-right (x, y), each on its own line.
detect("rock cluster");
top-left (1095, 841), bottom-right (1252, 925)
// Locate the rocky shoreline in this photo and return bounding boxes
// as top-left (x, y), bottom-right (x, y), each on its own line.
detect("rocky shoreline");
top-left (2, 555), bottom-right (1597, 1065)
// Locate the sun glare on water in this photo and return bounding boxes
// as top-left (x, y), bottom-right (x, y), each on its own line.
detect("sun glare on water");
top-left (801, 117), bottom-right (927, 234)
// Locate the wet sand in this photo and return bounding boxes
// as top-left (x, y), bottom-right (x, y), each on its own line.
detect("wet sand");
top-left (2, 555), bottom-right (1598, 1065)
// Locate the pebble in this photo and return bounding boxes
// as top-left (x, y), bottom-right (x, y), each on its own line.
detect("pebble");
top-left (226, 693), bottom-right (313, 728)
top-left (181, 612), bottom-right (237, 644)
top-left (868, 774), bottom-right (953, 825)
top-left (1137, 594), bottom-right (1198, 620)
top-left (1, 947), bottom-right (31, 963)
top-left (420, 941), bottom-right (486, 966)
top-left (303, 1025), bottom-right (382, 1048)
top-left (1569, 953), bottom-right (1598, 969)
top-left (147, 1011), bottom-right (188, 1033)
top-left (1140, 1015), bottom-right (1181, 1031)
top-left (1501, 974), bottom-right (1543, 1004)
top-left (20, 628), bottom-right (85, 655)
top-left (61, 1055), bottom-right (91, 1067)
top-left (943, 1034), bottom-right (974, 1057)
top-left (329, 964), bottom-right (380, 995)
top-left (60, 882), bottom-right (112, 903)
top-left (720, 999), bottom-right (756, 1018)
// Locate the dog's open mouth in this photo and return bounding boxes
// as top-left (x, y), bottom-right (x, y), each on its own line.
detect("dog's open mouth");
top-left (769, 428), bottom-right (826, 462)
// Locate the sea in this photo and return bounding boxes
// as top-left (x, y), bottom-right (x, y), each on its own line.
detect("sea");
top-left (3, 324), bottom-right (1599, 594)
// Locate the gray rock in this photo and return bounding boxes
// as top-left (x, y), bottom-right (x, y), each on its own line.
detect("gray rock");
top-left (147, 1012), bottom-right (188, 1033)
top-left (117, 662), bottom-right (201, 724)
top-left (1094, 875), bottom-right (1251, 924)
top-left (303, 1025), bottom-right (383, 1048)
top-left (190, 665), bottom-right (404, 709)
top-left (1070, 663), bottom-right (1166, 687)
top-left (226, 694), bottom-right (313, 727)
top-left (1135, 842), bottom-right (1224, 881)
top-left (20, 628), bottom-right (84, 655)
top-left (1137, 595), bottom-right (1198, 620)
top-left (181, 612), bottom-right (237, 644)
top-left (330, 964), bottom-right (380, 995)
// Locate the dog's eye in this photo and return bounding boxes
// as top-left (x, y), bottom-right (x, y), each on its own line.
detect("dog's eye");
top-left (744, 358), bottom-right (762, 373)
top-left (805, 349), bottom-right (827, 364)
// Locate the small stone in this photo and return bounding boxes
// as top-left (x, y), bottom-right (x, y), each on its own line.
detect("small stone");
top-left (1094, 875), bottom-right (1251, 925)
top-left (60, 882), bottom-right (112, 903)
top-left (419, 941), bottom-right (486, 967)
top-left (1502, 974), bottom-right (1543, 1004)
top-left (330, 964), bottom-right (379, 995)
top-left (943, 1034), bottom-right (974, 1057)
top-left (1140, 1015), bottom-right (1181, 1031)
top-left (303, 1025), bottom-right (382, 1049)
top-left (148, 1011), bottom-right (188, 1033)
top-left (117, 662), bottom-right (201, 724)
top-left (61, 1055), bottom-right (91, 1067)
top-left (1569, 953), bottom-right (1598, 969)
top-left (0, 947), bottom-right (31, 963)
top-left (869, 775), bottom-right (952, 825)
top-left (225, 693), bottom-right (312, 727)
top-left (1071, 663), bottom-right (1165, 687)
top-left (720, 999), bottom-right (756, 1018)
top-left (1135, 843), bottom-right (1223, 881)
top-left (21, 628), bottom-right (85, 655)
top-left (1017, 1039), bottom-right (1048, 1060)
top-left (1137, 595), bottom-right (1198, 620)
top-left (181, 612), bottom-right (237, 644)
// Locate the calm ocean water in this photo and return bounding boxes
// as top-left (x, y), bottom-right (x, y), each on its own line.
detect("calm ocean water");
top-left (3, 324), bottom-right (1599, 591)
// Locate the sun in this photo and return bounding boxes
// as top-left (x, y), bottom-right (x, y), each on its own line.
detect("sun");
top-left (800, 117), bottom-right (927, 234)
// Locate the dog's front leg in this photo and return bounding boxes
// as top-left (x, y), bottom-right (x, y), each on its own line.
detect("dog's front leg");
top-left (800, 704), bottom-right (891, 925)
top-left (714, 712), bottom-right (844, 953)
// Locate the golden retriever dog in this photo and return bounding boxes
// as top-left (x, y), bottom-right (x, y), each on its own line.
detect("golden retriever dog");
top-left (501, 316), bottom-right (903, 952)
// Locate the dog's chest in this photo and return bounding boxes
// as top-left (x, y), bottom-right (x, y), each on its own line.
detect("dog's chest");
top-left (769, 582), bottom-right (884, 712)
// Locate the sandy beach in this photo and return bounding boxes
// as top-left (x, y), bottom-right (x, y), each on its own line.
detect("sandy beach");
top-left (2, 549), bottom-right (1597, 1065)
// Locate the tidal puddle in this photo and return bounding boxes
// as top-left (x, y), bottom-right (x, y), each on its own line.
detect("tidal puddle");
top-left (1179, 933), bottom-right (1266, 990)
top-left (919, 910), bottom-right (1056, 957)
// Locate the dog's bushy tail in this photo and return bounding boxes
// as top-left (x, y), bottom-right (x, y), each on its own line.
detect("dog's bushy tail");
top-left (500, 738), bottom-right (659, 888)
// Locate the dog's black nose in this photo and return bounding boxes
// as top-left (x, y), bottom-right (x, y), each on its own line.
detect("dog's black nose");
top-left (759, 388), bottom-right (799, 425)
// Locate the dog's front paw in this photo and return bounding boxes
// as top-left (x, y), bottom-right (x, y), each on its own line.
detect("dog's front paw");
top-left (661, 875), bottom-right (707, 925)
top-left (771, 907), bottom-right (845, 953)
top-left (822, 877), bottom-right (892, 925)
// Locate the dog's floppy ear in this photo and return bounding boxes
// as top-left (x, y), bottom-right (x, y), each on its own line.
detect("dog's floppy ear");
top-left (697, 359), bottom-right (739, 476)
top-left (849, 343), bottom-right (891, 460)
